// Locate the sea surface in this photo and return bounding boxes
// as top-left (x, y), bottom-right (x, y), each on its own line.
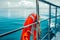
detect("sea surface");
top-left (0, 16), bottom-right (60, 40)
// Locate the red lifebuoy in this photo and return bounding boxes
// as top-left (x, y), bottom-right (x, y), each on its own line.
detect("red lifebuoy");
top-left (21, 13), bottom-right (37, 40)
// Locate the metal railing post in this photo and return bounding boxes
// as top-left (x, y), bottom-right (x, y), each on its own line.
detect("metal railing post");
top-left (48, 5), bottom-right (51, 40)
top-left (55, 7), bottom-right (57, 39)
top-left (36, 0), bottom-right (40, 40)
top-left (36, 0), bottom-right (39, 16)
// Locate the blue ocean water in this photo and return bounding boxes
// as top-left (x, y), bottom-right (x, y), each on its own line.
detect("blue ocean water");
top-left (0, 17), bottom-right (48, 40)
top-left (0, 16), bottom-right (59, 40)
top-left (0, 17), bottom-right (25, 40)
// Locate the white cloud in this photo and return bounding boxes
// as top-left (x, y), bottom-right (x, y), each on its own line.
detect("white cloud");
top-left (0, 0), bottom-right (49, 8)
top-left (0, 0), bottom-right (60, 8)
top-left (0, 0), bottom-right (60, 18)
top-left (39, 1), bottom-right (49, 8)
top-left (7, 1), bottom-right (21, 7)
top-left (6, 0), bottom-right (36, 8)
top-left (20, 0), bottom-right (36, 8)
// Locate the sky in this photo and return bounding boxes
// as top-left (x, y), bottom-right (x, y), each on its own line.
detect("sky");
top-left (0, 0), bottom-right (60, 8)
top-left (0, 0), bottom-right (60, 18)
top-left (0, 0), bottom-right (60, 28)
top-left (1, 0), bottom-right (60, 8)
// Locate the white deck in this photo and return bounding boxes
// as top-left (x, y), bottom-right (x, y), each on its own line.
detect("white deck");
top-left (52, 25), bottom-right (60, 40)
top-left (52, 32), bottom-right (60, 40)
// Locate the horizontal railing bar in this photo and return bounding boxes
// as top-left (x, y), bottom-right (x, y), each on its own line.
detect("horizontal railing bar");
top-left (41, 29), bottom-right (52, 40)
top-left (41, 23), bottom-right (60, 40)
top-left (40, 15), bottom-right (60, 23)
top-left (41, 33), bottom-right (48, 40)
top-left (0, 15), bottom-right (60, 37)
top-left (39, 0), bottom-right (60, 8)
top-left (0, 22), bottom-right (38, 37)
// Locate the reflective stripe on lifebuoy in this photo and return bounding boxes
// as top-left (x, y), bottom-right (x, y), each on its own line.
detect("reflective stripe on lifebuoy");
top-left (30, 15), bottom-right (35, 21)
top-left (21, 13), bottom-right (37, 40)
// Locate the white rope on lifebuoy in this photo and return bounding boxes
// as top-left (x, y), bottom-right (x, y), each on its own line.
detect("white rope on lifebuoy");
top-left (30, 15), bottom-right (35, 21)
